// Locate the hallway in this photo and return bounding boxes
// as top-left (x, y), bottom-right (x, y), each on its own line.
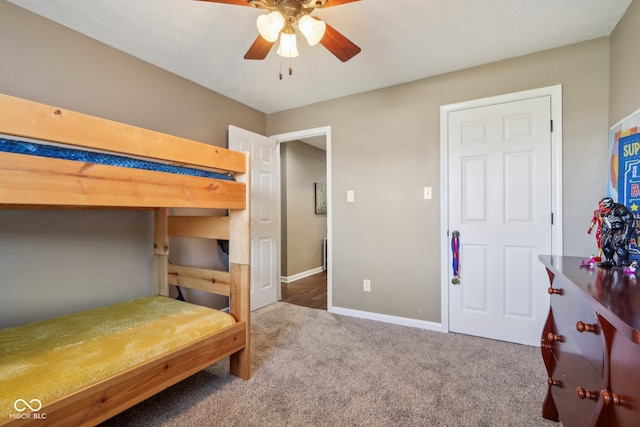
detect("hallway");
top-left (281, 271), bottom-right (327, 310)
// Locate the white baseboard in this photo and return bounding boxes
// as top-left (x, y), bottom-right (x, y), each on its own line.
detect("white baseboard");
top-left (328, 306), bottom-right (443, 332)
top-left (281, 266), bottom-right (324, 284)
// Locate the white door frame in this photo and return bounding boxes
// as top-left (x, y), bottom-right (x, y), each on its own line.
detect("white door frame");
top-left (270, 126), bottom-right (332, 310)
top-left (439, 85), bottom-right (564, 333)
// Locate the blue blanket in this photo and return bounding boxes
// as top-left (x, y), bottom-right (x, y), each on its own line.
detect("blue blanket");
top-left (0, 137), bottom-right (232, 181)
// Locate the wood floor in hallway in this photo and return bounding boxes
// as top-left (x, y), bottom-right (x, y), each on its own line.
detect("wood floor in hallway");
top-left (281, 271), bottom-right (327, 310)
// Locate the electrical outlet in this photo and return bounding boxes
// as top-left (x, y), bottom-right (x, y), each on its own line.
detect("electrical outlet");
top-left (363, 279), bottom-right (371, 292)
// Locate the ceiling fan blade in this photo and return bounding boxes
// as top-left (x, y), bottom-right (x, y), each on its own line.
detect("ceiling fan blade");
top-left (244, 35), bottom-right (275, 60)
top-left (320, 23), bottom-right (361, 62)
top-left (194, 0), bottom-right (251, 6)
top-left (323, 0), bottom-right (361, 7)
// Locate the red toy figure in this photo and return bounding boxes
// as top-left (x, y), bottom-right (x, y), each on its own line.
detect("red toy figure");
top-left (588, 207), bottom-right (603, 258)
top-left (597, 197), bottom-right (636, 267)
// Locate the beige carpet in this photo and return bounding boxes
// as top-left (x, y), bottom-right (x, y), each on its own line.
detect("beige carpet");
top-left (101, 302), bottom-right (558, 426)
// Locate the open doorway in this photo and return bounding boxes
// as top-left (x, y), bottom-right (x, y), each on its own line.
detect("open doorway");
top-left (272, 127), bottom-right (331, 311)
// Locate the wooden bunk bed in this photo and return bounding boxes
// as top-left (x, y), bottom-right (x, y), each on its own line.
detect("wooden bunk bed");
top-left (0, 93), bottom-right (250, 426)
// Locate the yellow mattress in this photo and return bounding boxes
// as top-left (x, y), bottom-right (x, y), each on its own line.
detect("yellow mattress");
top-left (0, 296), bottom-right (235, 418)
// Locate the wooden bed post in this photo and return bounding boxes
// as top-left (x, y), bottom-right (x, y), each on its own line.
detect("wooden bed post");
top-left (154, 208), bottom-right (170, 297)
top-left (229, 152), bottom-right (251, 379)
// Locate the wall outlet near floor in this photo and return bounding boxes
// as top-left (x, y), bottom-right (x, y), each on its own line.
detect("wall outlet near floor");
top-left (363, 279), bottom-right (371, 292)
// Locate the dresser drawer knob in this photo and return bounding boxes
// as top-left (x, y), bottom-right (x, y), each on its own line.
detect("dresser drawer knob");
top-left (576, 321), bottom-right (599, 334)
top-left (547, 332), bottom-right (564, 342)
top-left (600, 389), bottom-right (621, 406)
top-left (548, 287), bottom-right (563, 295)
top-left (577, 387), bottom-right (599, 401)
top-left (548, 378), bottom-right (561, 387)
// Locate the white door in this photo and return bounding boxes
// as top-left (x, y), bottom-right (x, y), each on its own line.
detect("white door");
top-left (446, 95), bottom-right (553, 346)
top-left (229, 125), bottom-right (279, 311)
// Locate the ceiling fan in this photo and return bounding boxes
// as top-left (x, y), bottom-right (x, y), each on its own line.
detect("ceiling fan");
top-left (196, 0), bottom-right (361, 62)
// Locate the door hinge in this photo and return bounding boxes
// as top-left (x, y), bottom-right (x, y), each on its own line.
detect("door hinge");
top-left (550, 120), bottom-right (553, 132)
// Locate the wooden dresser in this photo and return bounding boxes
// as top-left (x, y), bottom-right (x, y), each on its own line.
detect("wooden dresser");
top-left (539, 255), bottom-right (640, 427)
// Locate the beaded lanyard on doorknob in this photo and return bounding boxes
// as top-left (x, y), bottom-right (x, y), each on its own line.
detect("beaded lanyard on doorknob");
top-left (451, 231), bottom-right (460, 285)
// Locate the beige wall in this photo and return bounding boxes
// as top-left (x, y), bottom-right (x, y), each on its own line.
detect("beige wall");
top-left (0, 2), bottom-right (265, 144)
top-left (2, 0), bottom-right (635, 327)
top-left (610, 0), bottom-right (640, 125)
top-left (281, 141), bottom-right (327, 278)
top-left (0, 2), bottom-right (266, 327)
top-left (267, 38), bottom-right (611, 322)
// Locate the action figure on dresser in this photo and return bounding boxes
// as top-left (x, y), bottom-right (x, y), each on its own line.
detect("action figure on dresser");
top-left (596, 197), bottom-right (636, 267)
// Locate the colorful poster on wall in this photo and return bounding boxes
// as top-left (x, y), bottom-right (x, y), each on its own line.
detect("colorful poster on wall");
top-left (608, 107), bottom-right (640, 261)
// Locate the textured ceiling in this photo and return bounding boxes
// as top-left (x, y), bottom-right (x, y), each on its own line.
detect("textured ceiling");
top-left (7, 0), bottom-right (632, 114)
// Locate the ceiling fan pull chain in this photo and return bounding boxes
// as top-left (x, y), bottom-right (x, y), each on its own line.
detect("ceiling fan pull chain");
top-left (278, 57), bottom-right (293, 79)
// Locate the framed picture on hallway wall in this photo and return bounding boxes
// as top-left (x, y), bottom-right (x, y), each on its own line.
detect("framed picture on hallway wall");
top-left (315, 182), bottom-right (327, 215)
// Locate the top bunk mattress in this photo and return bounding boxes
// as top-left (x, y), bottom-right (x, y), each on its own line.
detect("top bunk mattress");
top-left (0, 296), bottom-right (236, 418)
top-left (0, 137), bottom-right (233, 181)
top-left (0, 93), bottom-right (248, 209)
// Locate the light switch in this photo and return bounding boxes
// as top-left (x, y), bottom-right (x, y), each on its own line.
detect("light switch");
top-left (347, 190), bottom-right (354, 202)
top-left (424, 186), bottom-right (432, 200)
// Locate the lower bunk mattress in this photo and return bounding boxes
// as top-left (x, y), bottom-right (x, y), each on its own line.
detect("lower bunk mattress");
top-left (0, 296), bottom-right (236, 419)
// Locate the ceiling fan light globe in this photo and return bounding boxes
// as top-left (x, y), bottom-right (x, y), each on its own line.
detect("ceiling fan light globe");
top-left (256, 11), bottom-right (285, 42)
top-left (298, 15), bottom-right (326, 46)
top-left (277, 32), bottom-right (299, 58)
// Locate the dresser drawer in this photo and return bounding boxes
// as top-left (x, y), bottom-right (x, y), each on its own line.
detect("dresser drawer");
top-left (550, 284), bottom-right (604, 379)
top-left (548, 313), bottom-right (603, 396)
top-left (597, 316), bottom-right (640, 427)
top-left (548, 362), bottom-right (592, 427)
